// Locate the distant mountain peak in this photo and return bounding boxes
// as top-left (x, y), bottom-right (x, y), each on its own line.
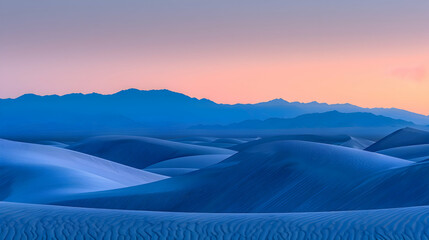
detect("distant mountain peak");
top-left (16, 93), bottom-right (40, 99)
top-left (115, 88), bottom-right (176, 95)
top-left (115, 88), bottom-right (142, 94)
top-left (270, 98), bottom-right (288, 103)
top-left (112, 88), bottom-right (217, 104)
top-left (258, 98), bottom-right (289, 105)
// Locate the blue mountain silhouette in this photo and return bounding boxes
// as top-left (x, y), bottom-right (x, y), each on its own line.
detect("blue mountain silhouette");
top-left (0, 89), bottom-right (427, 137)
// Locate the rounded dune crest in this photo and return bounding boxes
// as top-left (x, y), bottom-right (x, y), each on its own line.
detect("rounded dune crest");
top-left (0, 139), bottom-right (167, 203)
top-left (366, 127), bottom-right (429, 152)
top-left (68, 135), bottom-right (235, 169)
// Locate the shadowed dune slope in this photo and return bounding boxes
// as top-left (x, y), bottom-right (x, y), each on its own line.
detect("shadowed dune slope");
top-left (366, 127), bottom-right (429, 152)
top-left (144, 154), bottom-right (232, 176)
top-left (144, 168), bottom-right (198, 176)
top-left (338, 161), bottom-right (429, 210)
top-left (2, 202), bottom-right (429, 239)
top-left (0, 139), bottom-right (167, 203)
top-left (68, 135), bottom-right (235, 169)
top-left (212, 138), bottom-right (249, 145)
top-left (231, 134), bottom-right (371, 151)
top-left (171, 136), bottom-right (218, 144)
top-left (146, 154), bottom-right (232, 169)
top-left (56, 141), bottom-right (410, 212)
top-left (377, 144), bottom-right (429, 161)
top-left (172, 137), bottom-right (255, 149)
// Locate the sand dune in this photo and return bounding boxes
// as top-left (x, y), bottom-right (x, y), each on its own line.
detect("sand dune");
top-left (144, 167), bottom-right (198, 176)
top-left (366, 127), bottom-right (429, 151)
top-left (68, 135), bottom-right (235, 169)
top-left (172, 136), bottom-right (219, 143)
top-left (146, 154), bottom-right (232, 169)
top-left (338, 161), bottom-right (429, 210)
top-left (56, 140), bottom-right (410, 212)
top-left (0, 139), bottom-right (166, 203)
top-left (212, 138), bottom-right (249, 144)
top-left (37, 140), bottom-right (69, 148)
top-left (377, 144), bottom-right (429, 161)
top-left (339, 136), bottom-right (374, 149)
top-left (2, 202), bottom-right (429, 239)
top-left (3, 132), bottom-right (429, 238)
top-left (145, 154), bottom-right (232, 176)
top-left (173, 136), bottom-right (254, 148)
top-left (231, 134), bottom-right (369, 151)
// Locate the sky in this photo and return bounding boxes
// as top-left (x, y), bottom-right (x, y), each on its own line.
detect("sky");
top-left (1, 0), bottom-right (429, 115)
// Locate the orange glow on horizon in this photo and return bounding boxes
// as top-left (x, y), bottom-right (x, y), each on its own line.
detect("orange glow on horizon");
top-left (2, 43), bottom-right (428, 115)
top-left (1, 1), bottom-right (429, 115)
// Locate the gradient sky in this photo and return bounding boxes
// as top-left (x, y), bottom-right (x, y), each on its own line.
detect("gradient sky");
top-left (1, 0), bottom-right (429, 114)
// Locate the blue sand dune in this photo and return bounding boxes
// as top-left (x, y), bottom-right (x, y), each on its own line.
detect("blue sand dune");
top-left (377, 144), bottom-right (429, 161)
top-left (366, 127), bottom-right (429, 152)
top-left (146, 154), bottom-right (232, 169)
top-left (0, 139), bottom-right (166, 203)
top-left (37, 140), bottom-right (69, 148)
top-left (339, 136), bottom-right (374, 149)
top-left (338, 161), bottom-right (429, 210)
top-left (145, 154), bottom-right (232, 176)
top-left (172, 137), bottom-right (255, 148)
top-left (231, 134), bottom-right (370, 151)
top-left (144, 167), bottom-right (198, 176)
top-left (68, 135), bottom-right (235, 169)
top-left (3, 130), bottom-right (429, 239)
top-left (56, 140), bottom-right (410, 212)
top-left (172, 136), bottom-right (219, 143)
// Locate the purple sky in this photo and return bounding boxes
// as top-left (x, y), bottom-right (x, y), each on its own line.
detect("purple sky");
top-left (1, 0), bottom-right (428, 114)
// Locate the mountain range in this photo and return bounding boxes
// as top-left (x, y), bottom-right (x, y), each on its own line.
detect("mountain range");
top-left (193, 111), bottom-right (414, 129)
top-left (0, 89), bottom-right (428, 137)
